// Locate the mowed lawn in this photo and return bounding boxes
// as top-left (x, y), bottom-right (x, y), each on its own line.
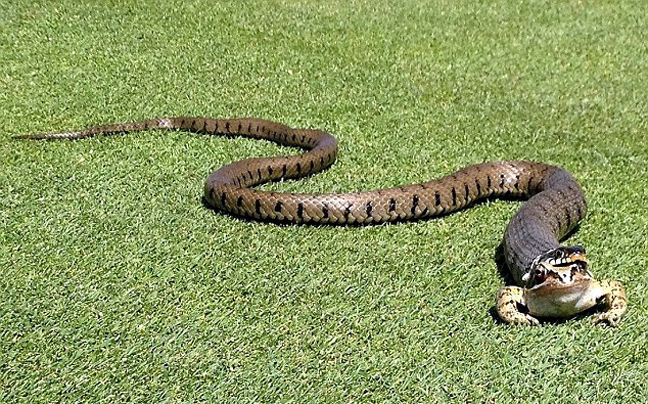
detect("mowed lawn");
top-left (1, 0), bottom-right (647, 402)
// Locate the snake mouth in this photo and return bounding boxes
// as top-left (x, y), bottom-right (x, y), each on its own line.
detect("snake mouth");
top-left (524, 246), bottom-right (592, 288)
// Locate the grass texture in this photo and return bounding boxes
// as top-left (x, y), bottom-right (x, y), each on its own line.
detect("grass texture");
top-left (1, 0), bottom-right (647, 402)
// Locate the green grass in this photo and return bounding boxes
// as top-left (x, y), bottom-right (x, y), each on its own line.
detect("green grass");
top-left (1, 0), bottom-right (647, 402)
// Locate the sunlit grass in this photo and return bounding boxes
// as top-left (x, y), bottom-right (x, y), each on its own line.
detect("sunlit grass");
top-left (1, 0), bottom-right (647, 402)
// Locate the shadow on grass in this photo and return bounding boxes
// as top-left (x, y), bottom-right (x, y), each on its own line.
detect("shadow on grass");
top-left (201, 190), bottom-right (602, 326)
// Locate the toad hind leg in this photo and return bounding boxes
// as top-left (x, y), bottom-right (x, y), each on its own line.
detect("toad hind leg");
top-left (592, 280), bottom-right (627, 326)
top-left (496, 286), bottom-right (540, 325)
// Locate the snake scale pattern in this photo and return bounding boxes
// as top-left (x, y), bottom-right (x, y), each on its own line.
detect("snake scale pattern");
top-left (16, 117), bottom-right (627, 325)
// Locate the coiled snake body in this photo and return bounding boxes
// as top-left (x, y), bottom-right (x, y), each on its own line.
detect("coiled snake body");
top-left (16, 117), bottom-right (627, 325)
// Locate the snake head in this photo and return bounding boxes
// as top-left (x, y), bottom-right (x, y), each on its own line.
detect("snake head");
top-left (523, 246), bottom-right (592, 289)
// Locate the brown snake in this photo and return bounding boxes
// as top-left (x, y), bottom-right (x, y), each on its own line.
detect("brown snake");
top-left (15, 116), bottom-right (627, 325)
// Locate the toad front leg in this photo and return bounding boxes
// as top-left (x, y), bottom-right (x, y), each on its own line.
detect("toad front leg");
top-left (592, 280), bottom-right (627, 326)
top-left (496, 286), bottom-right (540, 325)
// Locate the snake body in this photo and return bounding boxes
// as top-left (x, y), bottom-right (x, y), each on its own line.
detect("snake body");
top-left (16, 116), bottom-right (627, 325)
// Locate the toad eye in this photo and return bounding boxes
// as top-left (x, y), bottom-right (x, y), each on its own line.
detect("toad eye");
top-left (533, 269), bottom-right (548, 283)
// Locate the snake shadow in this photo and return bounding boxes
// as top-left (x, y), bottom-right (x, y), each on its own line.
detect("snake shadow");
top-left (200, 189), bottom-right (593, 326)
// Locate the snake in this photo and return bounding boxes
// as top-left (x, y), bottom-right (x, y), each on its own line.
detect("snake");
top-left (15, 116), bottom-right (627, 325)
